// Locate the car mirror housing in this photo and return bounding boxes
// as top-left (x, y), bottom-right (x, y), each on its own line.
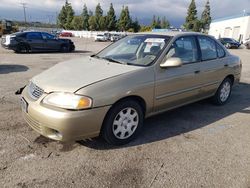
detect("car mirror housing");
top-left (160, 57), bottom-right (183, 68)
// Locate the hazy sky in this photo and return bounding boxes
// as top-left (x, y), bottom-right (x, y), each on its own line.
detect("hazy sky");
top-left (0, 0), bottom-right (249, 26)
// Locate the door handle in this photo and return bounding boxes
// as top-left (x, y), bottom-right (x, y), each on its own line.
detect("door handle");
top-left (194, 70), bottom-right (200, 74)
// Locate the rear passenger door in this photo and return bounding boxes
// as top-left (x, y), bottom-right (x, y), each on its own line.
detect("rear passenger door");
top-left (26, 32), bottom-right (44, 51)
top-left (197, 36), bottom-right (228, 97)
top-left (41, 32), bottom-right (61, 51)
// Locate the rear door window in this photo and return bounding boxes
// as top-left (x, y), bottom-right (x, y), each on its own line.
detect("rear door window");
top-left (41, 33), bottom-right (55, 40)
top-left (198, 36), bottom-right (217, 61)
top-left (26, 32), bottom-right (42, 40)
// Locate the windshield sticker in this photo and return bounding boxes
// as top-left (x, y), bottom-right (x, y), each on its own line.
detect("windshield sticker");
top-left (145, 38), bottom-right (165, 43)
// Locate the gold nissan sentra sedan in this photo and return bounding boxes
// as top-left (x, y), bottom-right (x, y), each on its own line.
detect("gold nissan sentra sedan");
top-left (20, 32), bottom-right (242, 145)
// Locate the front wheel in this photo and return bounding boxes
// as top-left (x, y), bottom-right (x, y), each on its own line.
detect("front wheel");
top-left (101, 100), bottom-right (144, 145)
top-left (212, 78), bottom-right (232, 105)
top-left (15, 44), bottom-right (29, 53)
top-left (225, 43), bottom-right (231, 49)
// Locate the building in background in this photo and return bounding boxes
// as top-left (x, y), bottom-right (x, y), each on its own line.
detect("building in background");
top-left (209, 13), bottom-right (250, 43)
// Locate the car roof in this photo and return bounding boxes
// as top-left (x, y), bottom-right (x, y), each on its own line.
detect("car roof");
top-left (136, 31), bottom-right (208, 37)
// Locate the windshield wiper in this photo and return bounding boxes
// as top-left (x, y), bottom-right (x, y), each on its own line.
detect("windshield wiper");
top-left (102, 57), bottom-right (126, 65)
top-left (90, 54), bottom-right (100, 59)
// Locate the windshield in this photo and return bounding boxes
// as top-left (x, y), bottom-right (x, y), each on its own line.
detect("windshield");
top-left (224, 38), bottom-right (237, 43)
top-left (96, 34), bottom-right (170, 66)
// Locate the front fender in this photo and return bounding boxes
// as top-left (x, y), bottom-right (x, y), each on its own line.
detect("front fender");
top-left (75, 67), bottom-right (155, 115)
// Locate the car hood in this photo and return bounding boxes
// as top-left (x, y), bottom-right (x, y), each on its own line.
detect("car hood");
top-left (31, 56), bottom-right (143, 93)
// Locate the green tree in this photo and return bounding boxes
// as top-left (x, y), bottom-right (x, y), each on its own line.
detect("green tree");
top-left (151, 15), bottom-right (157, 29)
top-left (156, 16), bottom-right (161, 29)
top-left (106, 3), bottom-right (117, 31)
top-left (95, 3), bottom-right (103, 30)
top-left (140, 25), bottom-right (152, 32)
top-left (193, 19), bottom-right (201, 32)
top-left (81, 4), bottom-right (89, 30)
top-left (184, 0), bottom-right (198, 31)
top-left (88, 16), bottom-right (96, 31)
top-left (118, 7), bottom-right (125, 31)
top-left (151, 15), bottom-right (161, 29)
top-left (131, 18), bottom-right (141, 32)
top-left (71, 16), bottom-right (83, 30)
top-left (64, 1), bottom-right (75, 29)
top-left (57, 3), bottom-right (67, 28)
top-left (118, 6), bottom-right (132, 31)
top-left (201, 0), bottom-right (211, 32)
top-left (161, 16), bottom-right (170, 29)
top-left (99, 16), bottom-right (107, 31)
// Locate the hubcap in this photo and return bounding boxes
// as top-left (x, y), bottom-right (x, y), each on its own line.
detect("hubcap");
top-left (112, 107), bottom-right (139, 139)
top-left (220, 81), bottom-right (231, 102)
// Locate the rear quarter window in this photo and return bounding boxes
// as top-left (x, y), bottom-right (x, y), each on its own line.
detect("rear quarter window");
top-left (216, 43), bottom-right (225, 58)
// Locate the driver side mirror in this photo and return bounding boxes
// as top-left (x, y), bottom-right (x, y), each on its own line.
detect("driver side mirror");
top-left (160, 57), bottom-right (183, 68)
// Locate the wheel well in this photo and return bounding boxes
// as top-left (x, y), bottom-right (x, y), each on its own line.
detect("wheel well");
top-left (225, 75), bottom-right (234, 85)
top-left (17, 43), bottom-right (30, 52)
top-left (113, 96), bottom-right (146, 115)
top-left (100, 95), bottom-right (147, 136)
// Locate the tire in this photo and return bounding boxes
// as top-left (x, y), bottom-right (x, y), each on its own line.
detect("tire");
top-left (69, 45), bottom-right (75, 52)
top-left (60, 44), bottom-right (69, 52)
top-left (101, 100), bottom-right (144, 145)
top-left (212, 78), bottom-right (232, 105)
top-left (15, 44), bottom-right (29, 53)
top-left (225, 43), bottom-right (231, 49)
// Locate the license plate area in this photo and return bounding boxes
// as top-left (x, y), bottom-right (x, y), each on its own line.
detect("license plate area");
top-left (20, 97), bottom-right (28, 113)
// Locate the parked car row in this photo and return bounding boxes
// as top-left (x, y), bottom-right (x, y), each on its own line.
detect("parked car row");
top-left (218, 38), bottom-right (241, 49)
top-left (218, 37), bottom-right (250, 50)
top-left (95, 32), bottom-right (126, 42)
top-left (1, 31), bottom-right (75, 53)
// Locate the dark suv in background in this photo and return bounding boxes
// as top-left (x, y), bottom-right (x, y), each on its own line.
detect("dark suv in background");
top-left (218, 38), bottom-right (241, 49)
top-left (1, 31), bottom-right (75, 53)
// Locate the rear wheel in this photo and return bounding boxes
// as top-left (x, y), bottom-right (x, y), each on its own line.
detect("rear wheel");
top-left (212, 78), bottom-right (232, 105)
top-left (69, 44), bottom-right (75, 52)
top-left (101, 100), bottom-right (144, 145)
top-left (60, 44), bottom-right (69, 52)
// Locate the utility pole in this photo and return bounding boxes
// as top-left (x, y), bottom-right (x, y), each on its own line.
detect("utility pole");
top-left (20, 2), bottom-right (27, 25)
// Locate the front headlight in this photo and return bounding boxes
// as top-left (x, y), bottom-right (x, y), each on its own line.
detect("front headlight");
top-left (42, 92), bottom-right (92, 110)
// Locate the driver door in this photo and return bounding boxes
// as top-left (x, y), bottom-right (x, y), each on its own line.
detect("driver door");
top-left (154, 36), bottom-right (203, 112)
top-left (26, 32), bottom-right (44, 51)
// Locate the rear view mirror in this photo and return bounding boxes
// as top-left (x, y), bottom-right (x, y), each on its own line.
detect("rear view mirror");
top-left (160, 57), bottom-right (182, 68)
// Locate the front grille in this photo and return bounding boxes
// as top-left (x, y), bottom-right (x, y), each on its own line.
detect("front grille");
top-left (28, 82), bottom-right (44, 100)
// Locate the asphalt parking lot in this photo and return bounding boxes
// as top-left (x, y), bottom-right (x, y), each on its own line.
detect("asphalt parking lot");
top-left (0, 37), bottom-right (250, 188)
